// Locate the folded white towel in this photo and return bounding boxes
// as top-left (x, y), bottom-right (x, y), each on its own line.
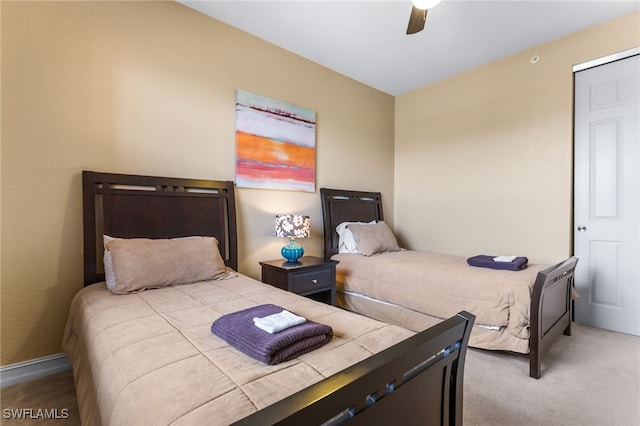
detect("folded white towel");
top-left (253, 310), bottom-right (306, 334)
top-left (493, 255), bottom-right (518, 262)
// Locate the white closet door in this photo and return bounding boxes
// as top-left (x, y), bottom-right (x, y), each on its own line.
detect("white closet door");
top-left (574, 52), bottom-right (640, 336)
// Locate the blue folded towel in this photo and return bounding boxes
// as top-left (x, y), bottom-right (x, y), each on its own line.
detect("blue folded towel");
top-left (467, 255), bottom-right (529, 271)
top-left (211, 304), bottom-right (333, 365)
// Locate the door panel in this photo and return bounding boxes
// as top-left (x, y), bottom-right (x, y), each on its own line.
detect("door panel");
top-left (589, 241), bottom-right (621, 307)
top-left (591, 119), bottom-right (621, 219)
top-left (574, 53), bottom-right (639, 336)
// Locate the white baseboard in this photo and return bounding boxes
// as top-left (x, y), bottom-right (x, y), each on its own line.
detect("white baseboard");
top-left (0, 353), bottom-right (71, 388)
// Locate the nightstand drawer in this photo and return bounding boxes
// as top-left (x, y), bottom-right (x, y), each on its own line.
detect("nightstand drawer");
top-left (260, 256), bottom-right (338, 305)
top-left (292, 269), bottom-right (333, 293)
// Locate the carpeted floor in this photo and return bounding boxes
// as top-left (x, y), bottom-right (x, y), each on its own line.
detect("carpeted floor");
top-left (1, 369), bottom-right (79, 426)
top-left (1, 322), bottom-right (638, 425)
top-left (464, 323), bottom-right (640, 426)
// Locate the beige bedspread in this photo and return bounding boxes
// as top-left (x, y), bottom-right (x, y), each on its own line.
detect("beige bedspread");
top-left (62, 274), bottom-right (414, 425)
top-left (332, 251), bottom-right (546, 353)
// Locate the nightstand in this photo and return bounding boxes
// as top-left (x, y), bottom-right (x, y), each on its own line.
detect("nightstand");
top-left (259, 256), bottom-right (339, 305)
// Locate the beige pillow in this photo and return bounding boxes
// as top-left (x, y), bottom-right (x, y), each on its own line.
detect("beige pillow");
top-left (336, 220), bottom-right (376, 254)
top-left (104, 236), bottom-right (232, 294)
top-left (347, 221), bottom-right (400, 256)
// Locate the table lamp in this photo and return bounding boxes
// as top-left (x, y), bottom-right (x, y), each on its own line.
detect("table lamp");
top-left (275, 214), bottom-right (310, 262)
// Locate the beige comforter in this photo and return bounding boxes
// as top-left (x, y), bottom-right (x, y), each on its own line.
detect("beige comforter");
top-left (333, 251), bottom-right (546, 353)
top-left (62, 274), bottom-right (414, 425)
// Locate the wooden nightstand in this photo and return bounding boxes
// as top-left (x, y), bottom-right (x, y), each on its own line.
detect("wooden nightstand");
top-left (259, 256), bottom-right (339, 305)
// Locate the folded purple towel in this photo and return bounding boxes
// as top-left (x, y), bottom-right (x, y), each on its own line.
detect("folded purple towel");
top-left (211, 304), bottom-right (333, 365)
top-left (467, 255), bottom-right (529, 271)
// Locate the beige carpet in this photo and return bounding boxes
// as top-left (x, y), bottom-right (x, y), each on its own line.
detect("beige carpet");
top-left (0, 369), bottom-right (79, 426)
top-left (1, 323), bottom-right (638, 425)
top-left (464, 323), bottom-right (640, 426)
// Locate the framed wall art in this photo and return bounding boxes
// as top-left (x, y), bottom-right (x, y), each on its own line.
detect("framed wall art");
top-left (235, 89), bottom-right (316, 192)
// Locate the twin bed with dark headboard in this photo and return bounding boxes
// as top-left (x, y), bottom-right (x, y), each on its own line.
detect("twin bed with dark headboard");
top-left (320, 188), bottom-right (578, 379)
top-left (63, 171), bottom-right (475, 425)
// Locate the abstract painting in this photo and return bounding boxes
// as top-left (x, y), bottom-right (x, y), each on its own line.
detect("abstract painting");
top-left (235, 89), bottom-right (316, 192)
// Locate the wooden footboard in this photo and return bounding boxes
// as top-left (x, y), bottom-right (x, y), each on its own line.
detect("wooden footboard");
top-left (529, 256), bottom-right (578, 379)
top-left (234, 311), bottom-right (475, 426)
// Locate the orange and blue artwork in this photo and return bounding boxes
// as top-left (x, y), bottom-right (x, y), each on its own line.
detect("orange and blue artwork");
top-left (235, 89), bottom-right (316, 192)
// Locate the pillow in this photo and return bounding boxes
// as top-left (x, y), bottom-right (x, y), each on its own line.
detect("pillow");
top-left (335, 220), bottom-right (375, 254)
top-left (103, 235), bottom-right (233, 294)
top-left (346, 221), bottom-right (401, 256)
top-left (103, 236), bottom-right (117, 291)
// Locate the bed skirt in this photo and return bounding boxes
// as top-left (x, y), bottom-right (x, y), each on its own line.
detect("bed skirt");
top-left (337, 291), bottom-right (529, 354)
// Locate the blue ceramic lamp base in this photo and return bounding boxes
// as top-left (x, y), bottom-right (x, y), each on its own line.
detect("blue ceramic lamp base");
top-left (281, 238), bottom-right (304, 262)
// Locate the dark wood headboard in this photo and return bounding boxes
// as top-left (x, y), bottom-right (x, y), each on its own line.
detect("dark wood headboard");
top-left (320, 188), bottom-right (384, 261)
top-left (82, 171), bottom-right (238, 285)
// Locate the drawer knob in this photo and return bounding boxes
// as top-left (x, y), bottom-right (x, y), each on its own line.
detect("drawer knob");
top-left (312, 279), bottom-right (318, 284)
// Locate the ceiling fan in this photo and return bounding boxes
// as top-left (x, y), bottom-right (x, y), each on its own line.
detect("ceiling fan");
top-left (406, 0), bottom-right (443, 35)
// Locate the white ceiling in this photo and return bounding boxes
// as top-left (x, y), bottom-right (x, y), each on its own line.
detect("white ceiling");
top-left (179, 1), bottom-right (640, 96)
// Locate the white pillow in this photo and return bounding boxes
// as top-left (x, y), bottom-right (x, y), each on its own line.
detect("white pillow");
top-left (336, 220), bottom-right (375, 254)
top-left (103, 235), bottom-right (117, 290)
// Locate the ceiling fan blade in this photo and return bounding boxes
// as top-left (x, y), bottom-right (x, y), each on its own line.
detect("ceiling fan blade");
top-left (406, 4), bottom-right (428, 35)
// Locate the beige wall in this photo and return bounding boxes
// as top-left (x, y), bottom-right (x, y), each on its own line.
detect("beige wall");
top-left (1, 1), bottom-right (394, 365)
top-left (2, 2), bottom-right (638, 367)
top-left (394, 11), bottom-right (640, 264)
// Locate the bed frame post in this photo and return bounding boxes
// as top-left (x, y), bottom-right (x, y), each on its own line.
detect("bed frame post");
top-left (82, 171), bottom-right (99, 285)
top-left (529, 256), bottom-right (578, 379)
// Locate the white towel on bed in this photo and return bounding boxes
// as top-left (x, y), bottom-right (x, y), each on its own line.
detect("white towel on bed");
top-left (253, 310), bottom-right (307, 334)
top-left (493, 255), bottom-right (518, 262)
